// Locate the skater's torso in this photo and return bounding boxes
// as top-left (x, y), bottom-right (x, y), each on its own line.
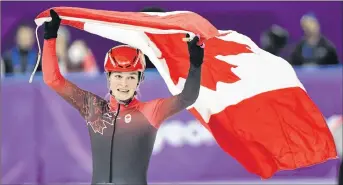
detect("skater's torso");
top-left (86, 97), bottom-right (158, 184)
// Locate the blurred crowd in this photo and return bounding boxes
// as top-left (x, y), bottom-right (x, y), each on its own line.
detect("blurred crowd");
top-left (1, 24), bottom-right (99, 78)
top-left (261, 13), bottom-right (340, 66)
top-left (0, 10), bottom-right (341, 78)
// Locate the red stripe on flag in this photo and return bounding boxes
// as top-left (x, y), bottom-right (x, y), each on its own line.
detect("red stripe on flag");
top-left (61, 19), bottom-right (85, 30)
top-left (191, 86), bottom-right (337, 178)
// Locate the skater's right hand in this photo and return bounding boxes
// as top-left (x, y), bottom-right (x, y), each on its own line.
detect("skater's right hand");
top-left (44, 9), bottom-right (61, 40)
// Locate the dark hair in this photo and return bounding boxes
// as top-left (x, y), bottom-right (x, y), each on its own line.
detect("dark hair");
top-left (140, 6), bottom-right (166, 13)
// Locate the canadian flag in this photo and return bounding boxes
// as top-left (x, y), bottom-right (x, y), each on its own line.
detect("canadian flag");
top-left (34, 7), bottom-right (338, 179)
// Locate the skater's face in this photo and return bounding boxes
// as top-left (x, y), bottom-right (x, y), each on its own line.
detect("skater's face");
top-left (109, 71), bottom-right (140, 101)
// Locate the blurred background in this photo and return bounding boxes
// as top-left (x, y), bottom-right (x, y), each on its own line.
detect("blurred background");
top-left (1, 1), bottom-right (342, 184)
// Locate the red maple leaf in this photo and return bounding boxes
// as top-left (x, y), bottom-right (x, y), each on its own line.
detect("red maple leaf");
top-left (146, 33), bottom-right (253, 91)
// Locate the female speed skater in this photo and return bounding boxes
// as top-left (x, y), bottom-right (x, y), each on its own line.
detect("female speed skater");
top-left (42, 9), bottom-right (204, 185)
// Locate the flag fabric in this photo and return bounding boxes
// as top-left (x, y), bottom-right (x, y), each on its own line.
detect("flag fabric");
top-left (34, 7), bottom-right (338, 179)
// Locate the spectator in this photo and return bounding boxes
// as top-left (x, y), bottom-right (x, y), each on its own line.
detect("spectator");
top-left (260, 24), bottom-right (289, 57)
top-left (67, 39), bottom-right (99, 75)
top-left (2, 24), bottom-right (38, 75)
top-left (289, 13), bottom-right (339, 66)
top-left (56, 26), bottom-right (71, 74)
top-left (55, 27), bottom-right (98, 75)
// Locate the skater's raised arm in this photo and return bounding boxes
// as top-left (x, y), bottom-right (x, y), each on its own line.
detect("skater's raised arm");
top-left (42, 9), bottom-right (103, 119)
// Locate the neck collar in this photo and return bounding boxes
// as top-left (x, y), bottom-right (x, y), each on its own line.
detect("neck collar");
top-left (109, 95), bottom-right (138, 111)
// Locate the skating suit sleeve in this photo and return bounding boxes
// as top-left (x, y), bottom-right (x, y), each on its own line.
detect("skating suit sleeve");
top-left (42, 39), bottom-right (102, 119)
top-left (140, 64), bottom-right (202, 129)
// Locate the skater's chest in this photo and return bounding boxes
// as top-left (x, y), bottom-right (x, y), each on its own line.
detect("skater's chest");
top-left (86, 106), bottom-right (156, 137)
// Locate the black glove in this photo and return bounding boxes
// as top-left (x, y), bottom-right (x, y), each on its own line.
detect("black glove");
top-left (44, 9), bottom-right (61, 40)
top-left (186, 34), bottom-right (204, 68)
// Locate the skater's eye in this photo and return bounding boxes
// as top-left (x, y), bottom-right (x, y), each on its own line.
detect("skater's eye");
top-left (128, 76), bottom-right (136, 80)
top-left (114, 75), bottom-right (122, 79)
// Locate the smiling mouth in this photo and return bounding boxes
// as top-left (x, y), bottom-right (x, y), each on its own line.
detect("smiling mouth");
top-left (117, 89), bottom-right (129, 93)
